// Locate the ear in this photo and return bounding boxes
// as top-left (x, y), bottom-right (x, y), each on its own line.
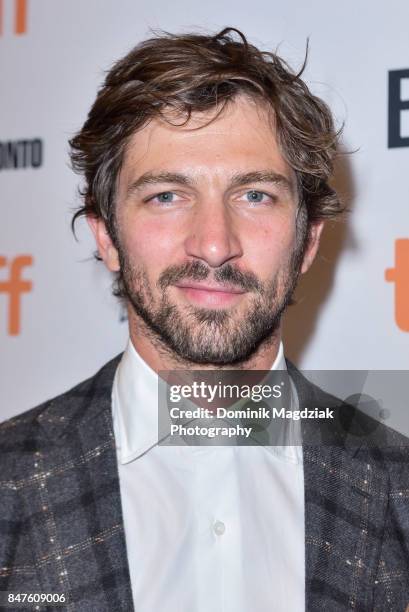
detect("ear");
top-left (300, 220), bottom-right (325, 274)
top-left (87, 216), bottom-right (120, 272)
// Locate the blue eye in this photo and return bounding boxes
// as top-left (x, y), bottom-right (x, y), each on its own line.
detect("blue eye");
top-left (246, 190), bottom-right (266, 203)
top-left (156, 192), bottom-right (174, 203)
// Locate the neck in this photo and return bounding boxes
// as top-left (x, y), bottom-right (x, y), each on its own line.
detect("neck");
top-left (127, 309), bottom-right (283, 373)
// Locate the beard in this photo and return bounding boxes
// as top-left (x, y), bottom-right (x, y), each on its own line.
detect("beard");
top-left (114, 241), bottom-right (304, 366)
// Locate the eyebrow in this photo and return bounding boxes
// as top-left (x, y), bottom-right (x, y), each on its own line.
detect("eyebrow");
top-left (126, 169), bottom-right (295, 198)
top-left (126, 172), bottom-right (191, 198)
top-left (229, 171), bottom-right (295, 194)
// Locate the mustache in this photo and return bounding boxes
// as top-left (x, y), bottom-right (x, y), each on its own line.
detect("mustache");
top-left (158, 260), bottom-right (263, 293)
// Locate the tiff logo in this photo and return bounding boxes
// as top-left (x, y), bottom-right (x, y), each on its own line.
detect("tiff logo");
top-left (0, 255), bottom-right (33, 335)
top-left (385, 239), bottom-right (409, 332)
top-left (0, 0), bottom-right (28, 36)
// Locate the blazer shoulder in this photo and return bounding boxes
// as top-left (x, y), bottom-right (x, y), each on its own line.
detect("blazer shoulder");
top-left (286, 358), bottom-right (409, 462)
top-left (0, 352), bottom-right (123, 451)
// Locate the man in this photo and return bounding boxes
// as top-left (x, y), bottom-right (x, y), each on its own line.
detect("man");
top-left (1, 28), bottom-right (408, 612)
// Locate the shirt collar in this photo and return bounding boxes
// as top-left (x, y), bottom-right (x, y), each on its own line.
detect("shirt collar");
top-left (112, 339), bottom-right (301, 465)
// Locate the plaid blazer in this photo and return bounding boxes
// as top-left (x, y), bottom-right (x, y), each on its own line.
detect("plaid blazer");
top-left (1, 355), bottom-right (408, 611)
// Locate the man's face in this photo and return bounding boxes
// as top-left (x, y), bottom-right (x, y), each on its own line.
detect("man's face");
top-left (92, 95), bottom-right (322, 365)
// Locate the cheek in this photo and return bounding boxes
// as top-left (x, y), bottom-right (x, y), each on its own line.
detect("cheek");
top-left (118, 214), bottom-right (183, 275)
top-left (242, 217), bottom-right (297, 276)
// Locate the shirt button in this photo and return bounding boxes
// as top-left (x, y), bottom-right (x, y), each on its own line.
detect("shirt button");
top-left (213, 520), bottom-right (226, 536)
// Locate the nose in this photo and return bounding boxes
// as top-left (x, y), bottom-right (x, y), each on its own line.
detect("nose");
top-left (183, 199), bottom-right (243, 268)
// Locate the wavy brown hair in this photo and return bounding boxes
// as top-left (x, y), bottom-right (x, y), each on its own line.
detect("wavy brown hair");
top-left (70, 27), bottom-right (342, 251)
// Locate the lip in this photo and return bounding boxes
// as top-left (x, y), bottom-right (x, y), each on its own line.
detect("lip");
top-left (174, 282), bottom-right (246, 308)
top-left (175, 281), bottom-right (245, 294)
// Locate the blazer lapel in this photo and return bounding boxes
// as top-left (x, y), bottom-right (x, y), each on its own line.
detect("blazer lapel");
top-left (287, 362), bottom-right (390, 611)
top-left (19, 355), bottom-right (134, 611)
top-left (303, 445), bottom-right (389, 611)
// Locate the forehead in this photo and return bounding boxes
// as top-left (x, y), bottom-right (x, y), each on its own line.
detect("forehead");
top-left (120, 95), bottom-right (295, 185)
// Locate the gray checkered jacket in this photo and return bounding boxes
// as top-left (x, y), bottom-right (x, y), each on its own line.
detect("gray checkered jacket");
top-left (1, 355), bottom-right (408, 611)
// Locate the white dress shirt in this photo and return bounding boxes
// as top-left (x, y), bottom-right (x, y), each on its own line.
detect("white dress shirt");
top-left (112, 339), bottom-right (305, 612)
